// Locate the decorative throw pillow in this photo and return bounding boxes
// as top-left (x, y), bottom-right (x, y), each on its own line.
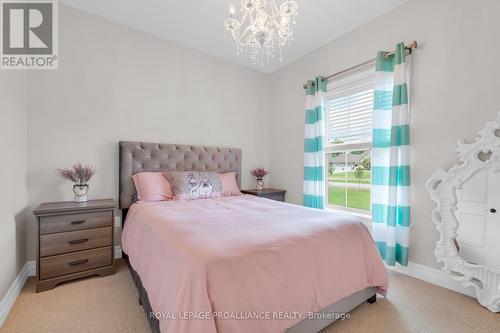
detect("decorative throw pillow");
top-left (132, 172), bottom-right (173, 202)
top-left (219, 172), bottom-right (241, 196)
top-left (165, 171), bottom-right (221, 200)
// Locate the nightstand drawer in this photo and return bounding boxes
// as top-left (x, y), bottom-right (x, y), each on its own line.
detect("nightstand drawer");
top-left (40, 227), bottom-right (112, 257)
top-left (40, 211), bottom-right (112, 234)
top-left (39, 247), bottom-right (113, 280)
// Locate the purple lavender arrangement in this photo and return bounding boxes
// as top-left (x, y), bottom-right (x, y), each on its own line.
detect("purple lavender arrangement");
top-left (57, 163), bottom-right (96, 202)
top-left (250, 167), bottom-right (269, 180)
top-left (251, 168), bottom-right (269, 191)
top-left (57, 163), bottom-right (96, 185)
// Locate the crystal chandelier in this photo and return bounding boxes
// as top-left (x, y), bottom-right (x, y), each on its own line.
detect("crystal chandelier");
top-left (224, 0), bottom-right (298, 66)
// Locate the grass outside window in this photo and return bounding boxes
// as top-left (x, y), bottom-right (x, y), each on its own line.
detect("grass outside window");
top-left (327, 151), bottom-right (371, 212)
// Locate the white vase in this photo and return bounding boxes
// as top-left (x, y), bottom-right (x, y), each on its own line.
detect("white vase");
top-left (73, 184), bottom-right (89, 203)
top-left (256, 178), bottom-right (264, 191)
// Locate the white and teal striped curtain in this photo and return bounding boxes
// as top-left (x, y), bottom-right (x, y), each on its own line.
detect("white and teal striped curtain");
top-left (372, 43), bottom-right (411, 266)
top-left (303, 77), bottom-right (326, 209)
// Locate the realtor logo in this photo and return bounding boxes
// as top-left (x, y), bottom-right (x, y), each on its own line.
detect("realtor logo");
top-left (1, 0), bottom-right (58, 69)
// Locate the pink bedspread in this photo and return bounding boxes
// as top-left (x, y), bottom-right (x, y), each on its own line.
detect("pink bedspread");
top-left (121, 195), bottom-right (388, 333)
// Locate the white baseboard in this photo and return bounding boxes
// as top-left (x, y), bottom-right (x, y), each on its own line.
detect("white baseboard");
top-left (115, 245), bottom-right (122, 259)
top-left (386, 261), bottom-right (476, 298)
top-left (0, 260), bottom-right (35, 327)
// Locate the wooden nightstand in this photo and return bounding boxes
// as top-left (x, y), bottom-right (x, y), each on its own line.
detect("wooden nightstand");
top-left (241, 189), bottom-right (286, 202)
top-left (33, 199), bottom-right (115, 292)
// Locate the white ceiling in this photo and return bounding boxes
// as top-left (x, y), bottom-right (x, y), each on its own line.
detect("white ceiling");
top-left (60, 0), bottom-right (408, 73)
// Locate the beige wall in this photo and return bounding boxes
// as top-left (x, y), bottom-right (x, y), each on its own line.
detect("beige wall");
top-left (0, 71), bottom-right (28, 298)
top-left (268, 0), bottom-right (500, 269)
top-left (26, 6), bottom-right (271, 260)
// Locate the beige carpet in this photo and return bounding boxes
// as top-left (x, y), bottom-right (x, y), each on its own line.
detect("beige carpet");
top-left (2, 259), bottom-right (499, 333)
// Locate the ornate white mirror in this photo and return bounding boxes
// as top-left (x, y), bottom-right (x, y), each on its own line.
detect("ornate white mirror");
top-left (426, 112), bottom-right (500, 312)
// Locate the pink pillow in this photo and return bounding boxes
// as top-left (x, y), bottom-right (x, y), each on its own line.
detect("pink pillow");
top-left (219, 172), bottom-right (241, 196)
top-left (132, 172), bottom-right (173, 201)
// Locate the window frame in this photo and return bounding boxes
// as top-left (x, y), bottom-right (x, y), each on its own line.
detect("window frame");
top-left (323, 62), bottom-right (375, 215)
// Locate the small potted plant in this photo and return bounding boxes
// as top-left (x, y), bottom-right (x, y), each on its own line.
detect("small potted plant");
top-left (57, 163), bottom-right (96, 203)
top-left (251, 167), bottom-right (269, 191)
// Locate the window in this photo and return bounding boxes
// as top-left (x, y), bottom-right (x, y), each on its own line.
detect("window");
top-left (325, 62), bottom-right (375, 214)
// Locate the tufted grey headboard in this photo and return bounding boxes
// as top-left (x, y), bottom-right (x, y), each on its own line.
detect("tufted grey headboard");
top-left (119, 141), bottom-right (242, 209)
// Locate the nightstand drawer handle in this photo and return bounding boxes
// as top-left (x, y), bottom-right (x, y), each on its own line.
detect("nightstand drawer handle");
top-left (68, 238), bottom-right (89, 245)
top-left (70, 220), bottom-right (86, 225)
top-left (68, 259), bottom-right (88, 266)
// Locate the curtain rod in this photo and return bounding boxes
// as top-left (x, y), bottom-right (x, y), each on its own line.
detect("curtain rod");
top-left (302, 40), bottom-right (418, 89)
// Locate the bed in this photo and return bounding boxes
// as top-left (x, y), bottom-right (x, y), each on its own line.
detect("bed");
top-left (119, 141), bottom-right (388, 333)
